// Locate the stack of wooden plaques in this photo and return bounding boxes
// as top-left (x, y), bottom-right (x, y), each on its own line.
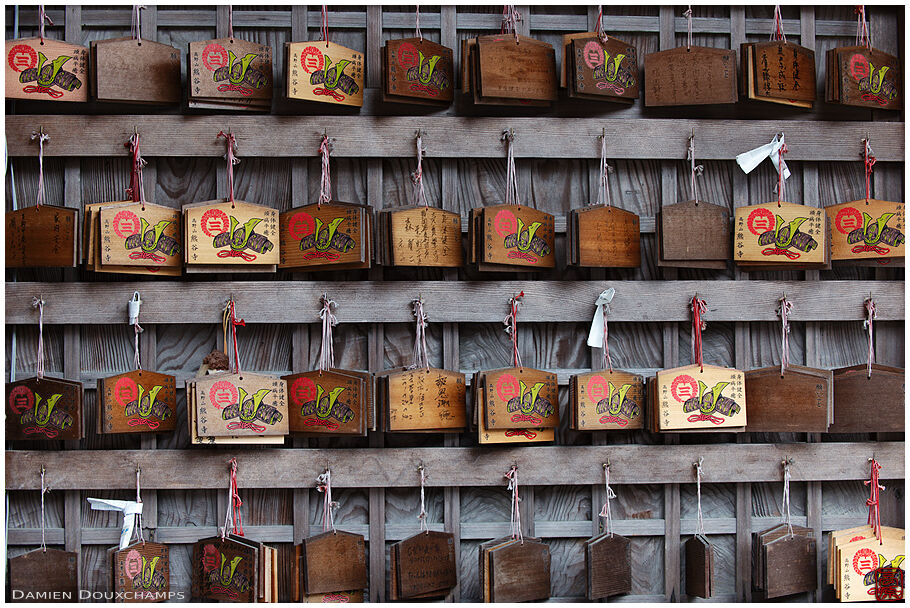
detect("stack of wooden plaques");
top-left (8, 548), bottom-right (79, 601)
top-left (281, 368), bottom-right (375, 437)
top-left (685, 535), bottom-right (714, 598)
top-left (829, 525), bottom-right (905, 601)
top-left (382, 38), bottom-right (454, 107)
top-left (474, 368), bottom-right (558, 444)
top-left (376, 206), bottom-right (463, 267)
top-left (183, 200), bottom-right (278, 272)
top-left (6, 205), bottom-right (79, 268)
top-left (752, 524), bottom-right (816, 599)
top-left (648, 365), bottom-right (746, 432)
top-left (566, 204), bottom-right (641, 268)
top-left (740, 40), bottom-right (816, 108)
top-left (585, 533), bottom-right (632, 599)
top-left (98, 370), bottom-right (177, 434)
top-left (827, 364), bottom-right (904, 433)
top-left (656, 200), bottom-right (730, 269)
top-left (5, 37), bottom-right (89, 102)
top-left (644, 46), bottom-right (737, 106)
top-left (744, 366), bottom-right (832, 433)
top-left (6, 376), bottom-right (84, 440)
top-left (279, 201), bottom-right (373, 271)
top-left (110, 541), bottom-right (170, 601)
top-left (389, 531), bottom-right (458, 600)
top-left (461, 35), bottom-right (557, 107)
top-left (561, 33), bottom-right (638, 104)
top-left (734, 201), bottom-right (830, 270)
top-left (569, 369), bottom-right (644, 430)
top-left (188, 38), bottom-right (272, 111)
top-left (192, 534), bottom-right (278, 602)
top-left (468, 205), bottom-right (556, 271)
top-left (479, 537), bottom-right (551, 602)
top-left (826, 45), bottom-right (901, 110)
top-left (295, 530), bottom-right (367, 601)
top-left (84, 200), bottom-right (182, 276)
top-left (287, 41), bottom-right (364, 108)
top-left (378, 367), bottom-right (466, 433)
top-left (826, 199), bottom-right (905, 263)
top-left (91, 37), bottom-right (181, 105)
top-left (186, 371), bottom-right (288, 445)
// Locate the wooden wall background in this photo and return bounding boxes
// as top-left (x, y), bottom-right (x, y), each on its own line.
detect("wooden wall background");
top-left (4, 4), bottom-right (905, 603)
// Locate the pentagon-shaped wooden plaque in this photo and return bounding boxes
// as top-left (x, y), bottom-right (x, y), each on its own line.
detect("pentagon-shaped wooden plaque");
top-left (99, 202), bottom-right (181, 268)
top-left (92, 38), bottom-right (181, 105)
top-left (571, 35), bottom-right (639, 100)
top-left (836, 46), bottom-right (901, 110)
top-left (763, 534), bottom-right (816, 599)
top-left (386, 367), bottom-right (466, 432)
top-left (184, 200), bottom-right (278, 266)
top-left (6, 38), bottom-right (89, 102)
top-left (387, 206), bottom-right (463, 267)
top-left (194, 373), bottom-right (288, 437)
top-left (826, 199), bottom-right (905, 261)
top-left (279, 202), bottom-right (366, 269)
top-left (484, 367), bottom-right (558, 430)
top-left (734, 201), bottom-right (826, 265)
top-left (191, 536), bottom-right (257, 602)
top-left (6, 377), bottom-right (83, 440)
top-left (586, 533), bottom-right (632, 599)
top-left (385, 38), bottom-right (454, 104)
top-left (744, 365), bottom-right (831, 433)
top-left (395, 531), bottom-right (457, 598)
top-left (481, 204), bottom-right (556, 269)
top-left (282, 370), bottom-right (365, 435)
top-left (6, 205), bottom-right (78, 268)
top-left (828, 363), bottom-right (904, 433)
top-left (572, 369), bottom-right (644, 430)
top-left (645, 46), bottom-right (737, 106)
top-left (112, 542), bottom-right (170, 602)
top-left (749, 41), bottom-right (816, 102)
top-left (489, 538), bottom-right (551, 602)
top-left (9, 548), bottom-right (79, 602)
top-left (287, 41), bottom-right (364, 107)
top-left (188, 38), bottom-right (272, 104)
top-left (301, 530), bottom-right (367, 595)
top-left (660, 200), bottom-right (730, 262)
top-left (99, 370), bottom-right (177, 434)
top-left (655, 364), bottom-right (746, 431)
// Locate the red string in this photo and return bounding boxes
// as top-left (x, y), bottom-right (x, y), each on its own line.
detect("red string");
top-left (855, 5), bottom-right (871, 49)
top-left (691, 296), bottom-right (707, 372)
top-left (595, 7), bottom-right (607, 43)
top-left (865, 458), bottom-right (883, 543)
top-left (863, 140), bottom-right (876, 203)
top-left (777, 141), bottom-right (789, 205)
top-left (229, 458), bottom-right (243, 536)
top-left (321, 5), bottom-right (329, 45)
top-left (124, 134), bottom-right (145, 207)
top-left (228, 300), bottom-right (245, 376)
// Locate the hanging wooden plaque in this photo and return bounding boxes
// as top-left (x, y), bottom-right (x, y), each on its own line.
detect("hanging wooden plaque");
top-left (186, 376), bottom-right (283, 445)
top-left (569, 35), bottom-right (639, 101)
top-left (835, 46), bottom-right (901, 110)
top-left (828, 525), bottom-right (875, 586)
top-left (9, 548), bottom-right (79, 602)
top-left (484, 367), bottom-right (558, 430)
top-left (279, 202), bottom-right (369, 270)
top-left (5, 38), bottom-right (89, 102)
top-left (383, 38), bottom-right (454, 105)
top-left (827, 363), bottom-right (904, 433)
top-left (194, 373), bottom-right (288, 437)
top-left (91, 38), bottom-right (181, 105)
top-left (390, 543), bottom-right (445, 600)
top-left (749, 41), bottom-right (816, 103)
top-left (658, 200), bottom-right (730, 266)
top-left (6, 377), bottom-right (83, 440)
top-left (385, 367), bottom-right (466, 432)
top-left (192, 536), bottom-right (257, 602)
top-left (478, 204), bottom-right (556, 269)
top-left (287, 41), bottom-right (364, 107)
top-left (826, 199), bottom-right (905, 261)
top-left (479, 537), bottom-right (517, 602)
top-left (6, 205), bottom-right (78, 268)
top-left (188, 38), bottom-right (272, 105)
top-left (570, 369), bottom-right (644, 431)
top-left (474, 34), bottom-right (557, 102)
top-left (685, 535), bottom-right (714, 598)
top-left (838, 535), bottom-right (905, 601)
top-left (184, 200), bottom-right (278, 266)
top-left (655, 364), bottom-right (746, 431)
top-left (644, 46), bottom-right (737, 106)
top-left (384, 206), bottom-right (463, 267)
top-left (98, 370), bottom-right (177, 434)
top-left (301, 531), bottom-right (368, 595)
top-left (763, 534), bottom-right (816, 599)
top-left (734, 201), bottom-right (827, 266)
top-left (586, 533), bottom-right (632, 599)
top-left (753, 523), bottom-right (811, 590)
top-left (569, 205), bottom-right (640, 268)
top-left (112, 542), bottom-right (170, 602)
top-left (744, 366), bottom-right (831, 433)
top-left (489, 538), bottom-right (551, 602)
top-left (282, 370), bottom-right (366, 436)
top-left (98, 202), bottom-right (181, 269)
top-left (394, 531), bottom-right (457, 599)
top-left (84, 201), bottom-right (181, 276)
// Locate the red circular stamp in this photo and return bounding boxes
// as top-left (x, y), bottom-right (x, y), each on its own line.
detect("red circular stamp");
top-left (496, 373), bottom-right (520, 402)
top-left (835, 207), bottom-right (863, 235)
top-left (209, 380), bottom-right (238, 409)
top-left (287, 211), bottom-right (315, 241)
top-left (849, 53), bottom-right (870, 81)
top-left (583, 41), bottom-right (605, 70)
top-left (113, 210), bottom-right (141, 239)
top-left (9, 385), bottom-right (34, 415)
top-left (397, 42), bottom-right (419, 68)
top-left (670, 374), bottom-right (698, 403)
top-left (114, 376), bottom-right (138, 407)
top-left (586, 374), bottom-right (608, 402)
top-left (747, 207), bottom-right (775, 236)
top-left (201, 209), bottom-right (230, 238)
top-left (493, 209), bottom-right (518, 239)
top-left (7, 44), bottom-right (37, 72)
top-left (290, 377), bottom-right (318, 405)
top-left (852, 547), bottom-right (878, 575)
top-left (123, 549), bottom-right (143, 579)
top-left (301, 45), bottom-right (324, 74)
top-left (202, 43), bottom-right (228, 71)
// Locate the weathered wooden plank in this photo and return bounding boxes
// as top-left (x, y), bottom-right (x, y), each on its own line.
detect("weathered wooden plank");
top-left (6, 116), bottom-right (903, 161)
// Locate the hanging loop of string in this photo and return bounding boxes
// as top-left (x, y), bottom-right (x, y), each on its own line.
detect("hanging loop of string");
top-left (319, 134), bottom-right (333, 207)
top-left (862, 139), bottom-right (876, 204)
top-left (778, 296), bottom-right (792, 377)
top-left (134, 466), bottom-right (145, 544)
top-left (503, 292), bottom-right (524, 369)
top-left (40, 467), bottom-right (49, 552)
top-left (129, 291), bottom-right (144, 371)
top-left (504, 465), bottom-right (522, 543)
top-left (318, 294), bottom-right (337, 373)
top-left (855, 5), bottom-right (871, 49)
top-left (125, 131), bottom-right (148, 208)
top-left (694, 457), bottom-right (705, 537)
top-left (601, 298), bottom-right (613, 373)
top-left (31, 129), bottom-right (50, 209)
top-left (864, 297), bottom-right (876, 378)
top-left (412, 131), bottom-right (428, 208)
top-left (501, 5), bottom-right (521, 43)
top-left (770, 5), bottom-right (787, 43)
top-left (316, 469), bottom-right (338, 534)
top-left (688, 131), bottom-right (704, 205)
top-left (684, 6), bottom-right (693, 51)
top-left (227, 4), bottom-right (234, 40)
top-left (501, 129), bottom-right (521, 207)
top-left (776, 133), bottom-right (788, 205)
top-left (414, 5), bottom-right (423, 42)
top-left (221, 458), bottom-right (243, 539)
top-left (598, 463), bottom-right (616, 537)
top-left (32, 296), bottom-right (46, 381)
top-left (217, 131), bottom-right (240, 206)
top-left (780, 459), bottom-right (794, 538)
top-left (38, 5), bottom-right (52, 44)
top-left (417, 465), bottom-right (428, 533)
top-left (222, 299), bottom-right (245, 376)
top-left (690, 295), bottom-right (707, 372)
top-left (594, 6), bottom-right (609, 44)
top-left (411, 297), bottom-right (430, 371)
top-left (597, 131), bottom-right (614, 208)
top-left (865, 458), bottom-right (883, 542)
top-left (131, 5), bottom-right (147, 43)
top-left (321, 5), bottom-right (329, 46)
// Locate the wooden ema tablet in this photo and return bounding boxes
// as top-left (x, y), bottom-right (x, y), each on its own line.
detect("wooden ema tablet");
top-left (287, 41), bottom-right (364, 107)
top-left (301, 531), bottom-right (367, 595)
top-left (659, 200), bottom-right (730, 263)
top-left (586, 533), bottom-right (632, 599)
top-left (394, 531), bottom-right (457, 598)
top-left (194, 373), bottom-right (288, 437)
top-left (839, 535), bottom-right (905, 601)
top-left (571, 370), bottom-right (644, 431)
top-left (571, 205), bottom-right (640, 267)
top-left (91, 38), bottom-right (181, 105)
top-left (303, 590), bottom-right (363, 602)
top-left (827, 363), bottom-right (904, 433)
top-left (112, 542), bottom-right (169, 602)
top-left (480, 204), bottom-right (556, 269)
top-left (386, 367), bottom-right (466, 432)
top-left (489, 538), bottom-right (551, 602)
top-left (384, 38), bottom-right (454, 105)
top-left (685, 536), bottom-right (713, 598)
top-left (192, 536), bottom-right (257, 602)
top-left (762, 534), bottom-right (816, 599)
top-left (99, 370), bottom-right (177, 434)
top-left (740, 44), bottom-right (810, 109)
top-left (475, 35), bottom-right (557, 102)
top-left (188, 38), bottom-right (272, 105)
top-left (828, 526), bottom-right (874, 585)
top-left (6, 205), bottom-right (78, 268)
top-left (734, 201), bottom-right (826, 265)
top-left (569, 35), bottom-right (638, 101)
top-left (385, 206), bottom-right (463, 267)
top-left (744, 366), bottom-right (831, 433)
top-left (279, 202), bottom-right (367, 270)
top-left (834, 527), bottom-right (905, 599)
top-left (484, 367), bottom-right (557, 430)
top-left (754, 524), bottom-right (812, 591)
top-left (478, 537), bottom-right (514, 602)
top-left (644, 46), bottom-right (737, 107)
top-left (826, 199), bottom-right (905, 261)
top-left (836, 46), bottom-right (901, 110)
top-left (6, 38), bottom-right (89, 102)
top-left (187, 377), bottom-right (284, 445)
top-left (99, 202), bottom-right (181, 269)
top-left (747, 41), bottom-right (816, 103)
top-left (6, 377), bottom-right (83, 440)
top-left (831, 526), bottom-right (904, 598)
top-left (655, 365), bottom-right (746, 431)
top-left (184, 200), bottom-right (278, 266)
top-left (282, 370), bottom-right (365, 435)
top-left (9, 548), bottom-right (79, 603)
